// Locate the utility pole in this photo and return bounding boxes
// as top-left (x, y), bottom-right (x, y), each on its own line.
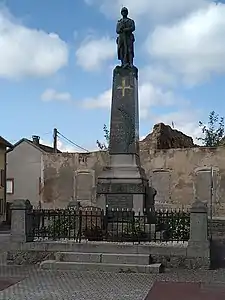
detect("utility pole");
top-left (210, 167), bottom-right (213, 241)
top-left (53, 128), bottom-right (58, 153)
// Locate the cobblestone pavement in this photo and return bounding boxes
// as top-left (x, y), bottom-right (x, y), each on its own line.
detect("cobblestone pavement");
top-left (0, 266), bottom-right (225, 300)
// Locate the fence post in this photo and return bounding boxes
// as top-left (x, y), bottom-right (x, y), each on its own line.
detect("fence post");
top-left (10, 199), bottom-right (32, 243)
top-left (187, 200), bottom-right (210, 269)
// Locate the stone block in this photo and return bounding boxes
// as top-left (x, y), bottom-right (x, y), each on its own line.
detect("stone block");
top-left (187, 241), bottom-right (210, 258)
top-left (185, 257), bottom-right (210, 270)
top-left (189, 200), bottom-right (208, 242)
top-left (55, 252), bottom-right (101, 263)
top-left (10, 199), bottom-right (32, 243)
top-left (40, 260), bottom-right (163, 274)
top-left (101, 253), bottom-right (150, 265)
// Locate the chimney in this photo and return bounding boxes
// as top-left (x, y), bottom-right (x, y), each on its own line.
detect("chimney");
top-left (32, 135), bottom-right (40, 145)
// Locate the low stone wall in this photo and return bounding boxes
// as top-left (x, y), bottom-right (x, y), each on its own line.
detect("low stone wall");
top-left (7, 251), bottom-right (55, 265)
top-left (5, 241), bottom-right (209, 270)
top-left (8, 199), bottom-right (210, 270)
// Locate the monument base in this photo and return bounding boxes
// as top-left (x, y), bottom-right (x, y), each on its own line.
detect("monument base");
top-left (96, 153), bottom-right (154, 214)
top-left (96, 65), bottom-right (156, 214)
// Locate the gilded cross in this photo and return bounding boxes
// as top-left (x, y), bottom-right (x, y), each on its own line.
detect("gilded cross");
top-left (117, 78), bottom-right (132, 97)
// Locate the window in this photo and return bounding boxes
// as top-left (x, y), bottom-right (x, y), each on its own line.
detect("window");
top-left (0, 169), bottom-right (5, 187)
top-left (6, 179), bottom-right (14, 194)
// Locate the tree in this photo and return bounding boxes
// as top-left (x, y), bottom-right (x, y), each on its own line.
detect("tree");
top-left (96, 124), bottom-right (109, 150)
top-left (198, 111), bottom-right (224, 147)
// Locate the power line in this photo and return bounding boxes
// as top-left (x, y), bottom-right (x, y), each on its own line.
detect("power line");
top-left (58, 134), bottom-right (89, 152)
top-left (57, 131), bottom-right (89, 152)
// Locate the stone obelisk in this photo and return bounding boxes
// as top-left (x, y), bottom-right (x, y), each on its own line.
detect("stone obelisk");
top-left (96, 7), bottom-right (153, 213)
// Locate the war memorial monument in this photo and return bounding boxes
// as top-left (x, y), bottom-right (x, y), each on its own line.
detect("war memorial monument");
top-left (96, 7), bottom-right (155, 213)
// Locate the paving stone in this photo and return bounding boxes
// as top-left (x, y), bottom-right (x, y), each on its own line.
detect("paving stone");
top-left (0, 266), bottom-right (154, 300)
top-left (0, 266), bottom-right (225, 300)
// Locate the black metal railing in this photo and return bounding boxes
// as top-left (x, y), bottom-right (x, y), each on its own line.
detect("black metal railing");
top-left (26, 207), bottom-right (190, 243)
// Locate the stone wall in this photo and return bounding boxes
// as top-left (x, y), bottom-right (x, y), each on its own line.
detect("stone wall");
top-left (42, 146), bottom-right (225, 217)
top-left (42, 151), bottom-right (108, 209)
top-left (4, 242), bottom-right (203, 270)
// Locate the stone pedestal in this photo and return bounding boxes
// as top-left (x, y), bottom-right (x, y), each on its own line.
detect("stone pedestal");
top-left (187, 200), bottom-right (210, 269)
top-left (97, 66), bottom-right (154, 213)
top-left (10, 199), bottom-right (32, 243)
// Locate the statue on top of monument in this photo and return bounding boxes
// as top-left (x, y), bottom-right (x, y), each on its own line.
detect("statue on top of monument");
top-left (116, 7), bottom-right (135, 68)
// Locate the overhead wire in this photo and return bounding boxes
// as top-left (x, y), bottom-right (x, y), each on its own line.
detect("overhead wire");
top-left (57, 131), bottom-right (89, 152)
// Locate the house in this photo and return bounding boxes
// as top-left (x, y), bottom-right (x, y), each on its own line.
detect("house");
top-left (0, 136), bottom-right (13, 223)
top-left (6, 135), bottom-right (61, 212)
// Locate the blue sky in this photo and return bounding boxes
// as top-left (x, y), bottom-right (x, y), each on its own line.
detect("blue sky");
top-left (1, 0), bottom-right (225, 151)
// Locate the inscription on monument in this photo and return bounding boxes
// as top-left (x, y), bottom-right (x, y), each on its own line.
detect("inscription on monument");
top-left (109, 66), bottom-right (138, 154)
top-left (112, 122), bottom-right (124, 144)
top-left (106, 194), bottom-right (133, 209)
top-left (97, 182), bottom-right (145, 194)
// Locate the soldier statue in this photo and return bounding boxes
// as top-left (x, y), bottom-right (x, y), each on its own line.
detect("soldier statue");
top-left (116, 7), bottom-right (135, 67)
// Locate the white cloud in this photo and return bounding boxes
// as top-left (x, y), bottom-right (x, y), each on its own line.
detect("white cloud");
top-left (82, 89), bottom-right (111, 108)
top-left (84, 0), bottom-right (209, 22)
top-left (0, 8), bottom-right (68, 79)
top-left (147, 2), bottom-right (225, 84)
top-left (41, 89), bottom-right (72, 102)
top-left (40, 139), bottom-right (78, 152)
top-left (75, 36), bottom-right (115, 71)
top-left (140, 65), bottom-right (177, 87)
top-left (82, 82), bottom-right (177, 119)
top-left (139, 82), bottom-right (176, 118)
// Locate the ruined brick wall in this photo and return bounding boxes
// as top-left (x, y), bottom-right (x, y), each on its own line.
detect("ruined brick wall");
top-left (140, 123), bottom-right (194, 151)
top-left (42, 146), bottom-right (225, 217)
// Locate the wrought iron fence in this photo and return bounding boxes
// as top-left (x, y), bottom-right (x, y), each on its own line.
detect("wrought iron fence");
top-left (26, 207), bottom-right (190, 243)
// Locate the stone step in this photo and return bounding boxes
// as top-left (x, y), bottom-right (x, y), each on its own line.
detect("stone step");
top-left (40, 260), bottom-right (163, 274)
top-left (55, 252), bottom-right (151, 265)
top-left (0, 252), bottom-right (7, 265)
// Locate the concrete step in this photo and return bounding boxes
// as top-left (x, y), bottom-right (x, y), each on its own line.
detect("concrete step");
top-left (40, 260), bottom-right (163, 274)
top-left (55, 252), bottom-right (151, 265)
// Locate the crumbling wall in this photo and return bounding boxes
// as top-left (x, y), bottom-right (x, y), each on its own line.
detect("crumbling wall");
top-left (42, 147), bottom-right (225, 216)
top-left (41, 123), bottom-right (225, 216)
top-left (42, 151), bottom-right (108, 209)
top-left (140, 123), bottom-right (194, 151)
